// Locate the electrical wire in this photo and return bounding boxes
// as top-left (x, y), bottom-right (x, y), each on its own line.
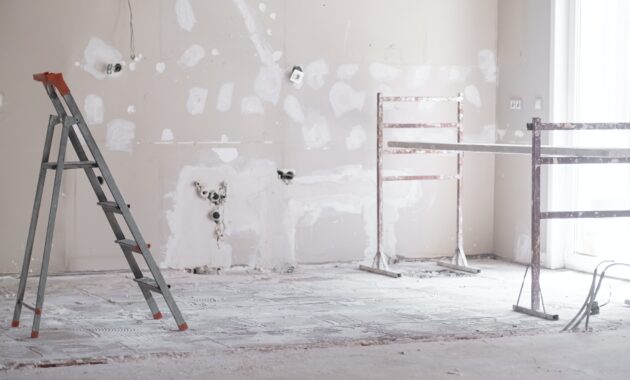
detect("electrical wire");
top-left (127, 0), bottom-right (136, 61)
top-left (563, 261), bottom-right (630, 332)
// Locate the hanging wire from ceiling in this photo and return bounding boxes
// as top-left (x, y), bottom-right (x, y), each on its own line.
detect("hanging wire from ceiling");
top-left (127, 0), bottom-right (136, 61)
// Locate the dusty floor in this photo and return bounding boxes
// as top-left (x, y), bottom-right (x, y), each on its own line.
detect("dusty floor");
top-left (0, 259), bottom-right (629, 379)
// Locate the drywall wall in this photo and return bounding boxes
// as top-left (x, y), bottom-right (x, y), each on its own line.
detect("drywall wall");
top-left (494, 0), bottom-right (552, 265)
top-left (0, 0), bottom-right (497, 273)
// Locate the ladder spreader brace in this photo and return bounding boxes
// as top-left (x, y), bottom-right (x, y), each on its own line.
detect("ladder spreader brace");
top-left (11, 72), bottom-right (188, 337)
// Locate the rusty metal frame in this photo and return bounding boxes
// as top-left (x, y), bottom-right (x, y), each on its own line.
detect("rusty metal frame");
top-left (388, 117), bottom-right (630, 319)
top-left (359, 93), bottom-right (479, 278)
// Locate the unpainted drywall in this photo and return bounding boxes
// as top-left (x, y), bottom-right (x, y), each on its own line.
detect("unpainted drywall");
top-left (494, 0), bottom-right (551, 265)
top-left (0, 0), bottom-right (497, 273)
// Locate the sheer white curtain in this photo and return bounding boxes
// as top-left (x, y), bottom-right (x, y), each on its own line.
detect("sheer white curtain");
top-left (568, 0), bottom-right (630, 268)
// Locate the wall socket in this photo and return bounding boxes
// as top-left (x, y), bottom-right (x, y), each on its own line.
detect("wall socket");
top-left (509, 98), bottom-right (522, 110)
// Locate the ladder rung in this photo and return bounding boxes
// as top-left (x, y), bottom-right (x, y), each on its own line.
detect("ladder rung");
top-left (43, 161), bottom-right (98, 170)
top-left (20, 301), bottom-right (41, 315)
top-left (133, 277), bottom-right (169, 294)
top-left (116, 239), bottom-right (151, 254)
top-left (98, 201), bottom-right (129, 214)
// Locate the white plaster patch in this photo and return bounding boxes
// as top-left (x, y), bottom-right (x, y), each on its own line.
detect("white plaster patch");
top-left (438, 66), bottom-right (472, 83)
top-left (515, 130), bottom-right (525, 138)
top-left (369, 63), bottom-right (401, 82)
top-left (306, 59), bottom-right (329, 90)
top-left (212, 148), bottom-right (239, 163)
top-left (465, 124), bottom-right (496, 143)
top-left (127, 105), bottom-right (136, 114)
top-left (497, 129), bottom-right (507, 141)
top-left (464, 85), bottom-right (482, 108)
top-left (84, 94), bottom-right (104, 125)
top-left (187, 87), bottom-right (208, 115)
top-left (211, 48), bottom-right (220, 56)
top-left (270, 12), bottom-right (276, 20)
top-left (241, 96), bottom-right (264, 115)
top-left (81, 37), bottom-right (123, 80)
top-left (178, 44), bottom-right (206, 67)
top-left (346, 125), bottom-right (366, 151)
top-left (128, 62), bottom-right (137, 71)
top-left (329, 82), bottom-right (366, 117)
top-left (406, 66), bottom-right (432, 89)
top-left (232, 0), bottom-right (282, 104)
top-left (337, 64), bottom-right (359, 81)
top-left (161, 128), bottom-right (174, 141)
top-left (175, 0), bottom-right (196, 31)
top-left (478, 49), bottom-right (497, 83)
top-left (0, 92), bottom-right (3, 108)
top-left (258, 3), bottom-right (267, 12)
top-left (272, 51), bottom-right (283, 61)
top-left (217, 83), bottom-right (235, 112)
top-left (302, 111), bottom-right (330, 149)
top-left (106, 119), bottom-right (135, 152)
top-left (254, 66), bottom-right (283, 105)
top-left (283, 95), bottom-right (305, 123)
top-left (155, 62), bottom-right (166, 73)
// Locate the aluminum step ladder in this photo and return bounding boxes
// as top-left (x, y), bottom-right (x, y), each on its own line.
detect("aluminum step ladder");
top-left (11, 72), bottom-right (188, 338)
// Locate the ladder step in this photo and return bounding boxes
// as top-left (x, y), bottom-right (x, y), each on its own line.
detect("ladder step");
top-left (43, 161), bottom-right (98, 170)
top-left (116, 239), bottom-right (151, 254)
top-left (20, 302), bottom-right (41, 315)
top-left (133, 278), bottom-right (169, 294)
top-left (97, 201), bottom-right (129, 214)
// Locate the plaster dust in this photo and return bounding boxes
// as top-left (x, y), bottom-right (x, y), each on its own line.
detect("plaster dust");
top-left (1, 260), bottom-right (629, 378)
top-left (305, 59), bottom-right (330, 90)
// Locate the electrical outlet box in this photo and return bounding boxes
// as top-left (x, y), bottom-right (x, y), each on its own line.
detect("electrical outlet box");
top-left (289, 66), bottom-right (304, 85)
top-left (510, 98), bottom-right (522, 110)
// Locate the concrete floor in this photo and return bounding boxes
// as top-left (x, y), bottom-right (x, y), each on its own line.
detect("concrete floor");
top-left (0, 259), bottom-right (629, 378)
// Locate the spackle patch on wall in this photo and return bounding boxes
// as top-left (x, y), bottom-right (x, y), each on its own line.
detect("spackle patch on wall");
top-left (178, 44), bottom-right (206, 68)
top-left (232, 0), bottom-right (283, 105)
top-left (369, 63), bottom-right (401, 82)
top-left (106, 119), bottom-right (135, 153)
top-left (175, 0), bottom-right (196, 32)
top-left (437, 66), bottom-right (472, 84)
top-left (306, 59), bottom-right (329, 90)
top-left (477, 50), bottom-right (497, 83)
top-left (254, 66), bottom-right (282, 105)
top-left (406, 66), bottom-right (432, 89)
top-left (0, 92), bottom-right (4, 109)
top-left (217, 83), bottom-right (235, 112)
top-left (212, 148), bottom-right (239, 163)
top-left (187, 87), bottom-right (208, 115)
top-left (302, 111), bottom-right (330, 149)
top-left (283, 95), bottom-right (305, 123)
top-left (464, 85), bottom-right (482, 108)
top-left (346, 125), bottom-right (366, 151)
top-left (241, 96), bottom-right (264, 115)
top-left (329, 82), bottom-right (366, 117)
top-left (155, 62), bottom-right (166, 73)
top-left (84, 94), bottom-right (104, 124)
top-left (81, 37), bottom-right (123, 80)
top-left (337, 64), bottom-right (359, 81)
top-left (161, 128), bottom-right (174, 142)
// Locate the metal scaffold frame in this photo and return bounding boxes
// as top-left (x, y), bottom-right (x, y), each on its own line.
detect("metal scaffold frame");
top-left (360, 93), bottom-right (480, 278)
top-left (388, 117), bottom-right (630, 320)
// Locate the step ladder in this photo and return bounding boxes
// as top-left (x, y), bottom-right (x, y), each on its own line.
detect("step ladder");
top-left (11, 72), bottom-right (188, 338)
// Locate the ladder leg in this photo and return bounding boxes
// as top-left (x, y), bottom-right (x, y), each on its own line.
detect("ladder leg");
top-left (66, 127), bottom-right (163, 319)
top-left (12, 117), bottom-right (59, 328)
top-left (30, 120), bottom-right (71, 338)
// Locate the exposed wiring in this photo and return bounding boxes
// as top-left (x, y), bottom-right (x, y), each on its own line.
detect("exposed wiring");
top-left (127, 0), bottom-right (136, 61)
top-left (563, 261), bottom-right (630, 332)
